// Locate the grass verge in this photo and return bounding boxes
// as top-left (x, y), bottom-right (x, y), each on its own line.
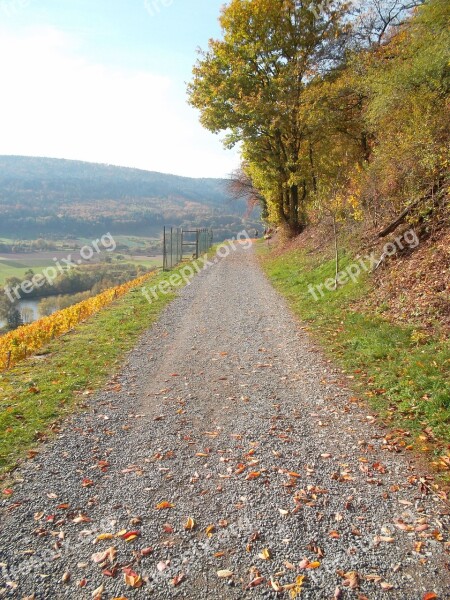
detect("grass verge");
top-left (260, 244), bottom-right (450, 476)
top-left (0, 265), bottom-right (190, 477)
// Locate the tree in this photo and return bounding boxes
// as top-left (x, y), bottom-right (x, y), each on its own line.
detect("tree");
top-left (227, 166), bottom-right (268, 219)
top-left (0, 292), bottom-right (23, 331)
top-left (188, 0), bottom-right (348, 235)
top-left (360, 0), bottom-right (450, 226)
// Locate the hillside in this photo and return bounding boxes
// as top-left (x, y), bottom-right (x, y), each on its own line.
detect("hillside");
top-left (0, 156), bottom-right (257, 239)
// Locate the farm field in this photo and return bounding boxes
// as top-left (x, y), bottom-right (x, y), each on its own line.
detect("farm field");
top-left (0, 255), bottom-right (60, 286)
top-left (0, 235), bottom-right (163, 286)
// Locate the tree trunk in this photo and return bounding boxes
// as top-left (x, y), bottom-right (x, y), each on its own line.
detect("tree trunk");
top-left (288, 184), bottom-right (300, 234)
top-left (309, 143), bottom-right (317, 193)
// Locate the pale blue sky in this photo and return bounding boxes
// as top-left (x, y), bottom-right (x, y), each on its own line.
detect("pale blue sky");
top-left (0, 0), bottom-right (239, 177)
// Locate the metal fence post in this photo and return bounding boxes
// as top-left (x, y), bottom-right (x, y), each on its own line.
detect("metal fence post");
top-left (163, 226), bottom-right (167, 271)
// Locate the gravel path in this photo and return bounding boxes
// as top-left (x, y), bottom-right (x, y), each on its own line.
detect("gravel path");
top-left (1, 244), bottom-right (449, 600)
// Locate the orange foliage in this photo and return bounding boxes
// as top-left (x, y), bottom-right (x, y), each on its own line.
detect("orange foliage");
top-left (0, 271), bottom-right (156, 371)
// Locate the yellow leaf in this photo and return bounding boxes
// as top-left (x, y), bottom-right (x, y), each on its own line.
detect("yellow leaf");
top-left (184, 517), bottom-right (196, 531)
top-left (289, 575), bottom-right (305, 599)
top-left (123, 571), bottom-right (143, 589)
top-left (115, 530), bottom-right (127, 538)
top-left (258, 548), bottom-right (271, 560)
top-left (96, 533), bottom-right (114, 542)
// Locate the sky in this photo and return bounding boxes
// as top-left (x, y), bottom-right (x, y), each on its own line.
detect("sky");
top-left (0, 0), bottom-right (239, 178)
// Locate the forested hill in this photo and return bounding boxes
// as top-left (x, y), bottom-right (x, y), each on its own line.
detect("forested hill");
top-left (0, 156), bottom-right (255, 238)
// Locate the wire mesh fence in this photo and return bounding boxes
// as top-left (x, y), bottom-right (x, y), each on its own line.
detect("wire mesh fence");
top-left (163, 227), bottom-right (213, 271)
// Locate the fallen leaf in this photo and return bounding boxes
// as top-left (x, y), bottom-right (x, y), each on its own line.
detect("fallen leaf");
top-left (172, 573), bottom-right (186, 587)
top-left (73, 514), bottom-right (91, 524)
top-left (92, 583), bottom-right (104, 599)
top-left (123, 568), bottom-right (143, 588)
top-left (245, 471), bottom-right (261, 480)
top-left (373, 535), bottom-right (395, 546)
top-left (91, 547), bottom-right (117, 565)
top-left (122, 531), bottom-right (140, 542)
top-left (329, 530), bottom-right (340, 539)
top-left (288, 575), bottom-right (305, 598)
top-left (422, 594), bottom-right (438, 600)
top-left (246, 576), bottom-right (265, 589)
top-left (258, 548), bottom-right (271, 560)
top-left (96, 533), bottom-right (114, 542)
top-left (270, 578), bottom-right (283, 592)
top-left (217, 569), bottom-right (233, 578)
top-left (61, 572), bottom-right (71, 584)
top-left (299, 558), bottom-right (320, 569)
top-left (380, 581), bottom-right (394, 590)
top-left (184, 517), bottom-right (196, 531)
top-left (155, 501), bottom-right (174, 510)
top-left (339, 571), bottom-right (359, 589)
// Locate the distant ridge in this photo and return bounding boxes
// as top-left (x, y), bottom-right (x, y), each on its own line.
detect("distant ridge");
top-left (0, 156), bottom-right (258, 239)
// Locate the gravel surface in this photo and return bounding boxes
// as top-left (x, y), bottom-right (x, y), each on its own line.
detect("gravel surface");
top-left (1, 243), bottom-right (449, 600)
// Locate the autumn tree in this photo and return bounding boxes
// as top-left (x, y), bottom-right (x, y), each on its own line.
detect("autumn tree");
top-left (360, 0), bottom-right (450, 230)
top-left (188, 0), bottom-right (348, 235)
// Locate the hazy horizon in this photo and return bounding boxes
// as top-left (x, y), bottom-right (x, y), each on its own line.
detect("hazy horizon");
top-left (0, 0), bottom-right (240, 178)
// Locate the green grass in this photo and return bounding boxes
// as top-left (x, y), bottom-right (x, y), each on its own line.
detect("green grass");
top-left (0, 265), bottom-right (190, 476)
top-left (260, 244), bottom-right (450, 457)
top-left (117, 256), bottom-right (163, 269)
top-left (0, 257), bottom-right (59, 286)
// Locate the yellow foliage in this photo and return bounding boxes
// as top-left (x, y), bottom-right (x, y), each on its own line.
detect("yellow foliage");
top-left (0, 271), bottom-right (156, 372)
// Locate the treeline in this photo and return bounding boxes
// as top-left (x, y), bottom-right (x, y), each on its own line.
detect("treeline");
top-left (4, 263), bottom-right (150, 300)
top-left (0, 239), bottom-right (60, 253)
top-left (188, 0), bottom-right (449, 236)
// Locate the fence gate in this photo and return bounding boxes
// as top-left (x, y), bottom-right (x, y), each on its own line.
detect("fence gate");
top-left (163, 227), bottom-right (213, 271)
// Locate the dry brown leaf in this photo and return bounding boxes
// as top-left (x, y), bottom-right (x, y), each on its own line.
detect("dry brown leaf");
top-left (380, 581), bottom-right (394, 590)
top-left (73, 514), bottom-right (91, 524)
top-left (172, 573), bottom-right (186, 587)
top-left (217, 569), bottom-right (233, 578)
top-left (246, 576), bottom-right (265, 589)
top-left (91, 547), bottom-right (116, 565)
top-left (91, 584), bottom-right (104, 599)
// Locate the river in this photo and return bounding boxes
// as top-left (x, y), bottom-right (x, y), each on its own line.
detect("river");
top-left (0, 298), bottom-right (56, 330)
